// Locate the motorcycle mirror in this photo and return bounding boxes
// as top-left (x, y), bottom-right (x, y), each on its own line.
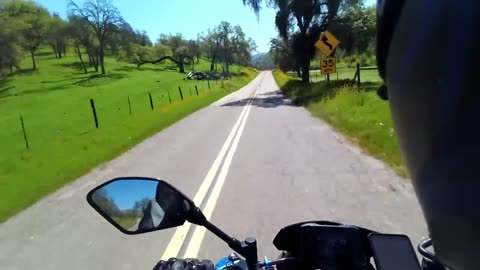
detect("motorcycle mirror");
top-left (86, 177), bottom-right (195, 235)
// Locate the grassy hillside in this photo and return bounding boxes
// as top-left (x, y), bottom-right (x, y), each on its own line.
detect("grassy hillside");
top-left (273, 70), bottom-right (406, 177)
top-left (0, 50), bottom-right (258, 221)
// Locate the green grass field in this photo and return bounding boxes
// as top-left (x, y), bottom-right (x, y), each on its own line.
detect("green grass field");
top-left (273, 69), bottom-right (407, 177)
top-left (112, 216), bottom-right (138, 230)
top-left (0, 50), bottom-right (258, 222)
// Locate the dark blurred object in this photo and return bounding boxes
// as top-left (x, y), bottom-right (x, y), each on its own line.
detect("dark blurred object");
top-left (153, 258), bottom-right (214, 270)
top-left (186, 71), bottom-right (221, 80)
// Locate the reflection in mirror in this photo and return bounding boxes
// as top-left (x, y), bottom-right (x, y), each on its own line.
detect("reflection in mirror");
top-left (90, 178), bottom-right (193, 233)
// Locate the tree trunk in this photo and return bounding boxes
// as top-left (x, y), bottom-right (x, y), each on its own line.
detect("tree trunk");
top-left (30, 50), bottom-right (36, 70)
top-left (225, 60), bottom-right (230, 75)
top-left (296, 67), bottom-right (301, 77)
top-left (301, 56), bottom-right (310, 83)
top-left (210, 54), bottom-right (216, 71)
top-left (178, 55), bottom-right (185, 73)
top-left (74, 41), bottom-right (88, 74)
top-left (56, 41), bottom-right (62, 59)
top-left (51, 45), bottom-right (58, 59)
top-left (88, 51), bottom-right (93, 66)
top-left (93, 52), bottom-right (99, 72)
top-left (99, 46), bottom-right (106, 74)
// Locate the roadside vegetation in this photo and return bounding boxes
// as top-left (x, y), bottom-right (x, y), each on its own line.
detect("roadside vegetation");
top-left (0, 0), bottom-right (258, 222)
top-left (258, 0), bottom-right (404, 175)
top-left (273, 70), bottom-right (406, 177)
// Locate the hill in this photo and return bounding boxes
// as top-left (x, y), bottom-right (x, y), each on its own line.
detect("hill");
top-left (0, 49), bottom-right (258, 221)
top-left (251, 52), bottom-right (275, 70)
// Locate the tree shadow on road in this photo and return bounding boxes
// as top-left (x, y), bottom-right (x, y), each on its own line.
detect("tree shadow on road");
top-left (221, 90), bottom-right (297, 108)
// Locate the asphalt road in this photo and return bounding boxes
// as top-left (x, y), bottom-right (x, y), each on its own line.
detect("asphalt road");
top-left (0, 71), bottom-right (427, 270)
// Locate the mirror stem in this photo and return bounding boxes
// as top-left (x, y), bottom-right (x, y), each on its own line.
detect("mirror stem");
top-left (188, 207), bottom-right (247, 258)
top-left (203, 220), bottom-right (245, 256)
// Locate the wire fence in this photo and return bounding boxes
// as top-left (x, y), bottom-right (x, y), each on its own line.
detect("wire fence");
top-left (290, 63), bottom-right (380, 86)
top-left (1, 78), bottom-right (230, 154)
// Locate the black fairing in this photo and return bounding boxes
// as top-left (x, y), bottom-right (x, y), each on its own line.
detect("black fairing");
top-left (273, 221), bottom-right (375, 270)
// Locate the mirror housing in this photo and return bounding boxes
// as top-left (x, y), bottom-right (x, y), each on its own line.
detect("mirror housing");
top-left (86, 177), bottom-right (199, 235)
top-left (86, 177), bottom-right (258, 269)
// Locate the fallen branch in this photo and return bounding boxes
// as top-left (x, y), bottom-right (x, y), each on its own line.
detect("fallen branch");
top-left (134, 56), bottom-right (179, 69)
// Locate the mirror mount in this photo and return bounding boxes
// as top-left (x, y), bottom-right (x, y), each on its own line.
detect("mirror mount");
top-left (187, 206), bottom-right (257, 269)
top-left (187, 206), bottom-right (244, 255)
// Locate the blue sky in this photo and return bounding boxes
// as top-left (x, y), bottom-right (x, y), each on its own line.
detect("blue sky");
top-left (34, 0), bottom-right (376, 53)
top-left (102, 179), bottom-right (157, 210)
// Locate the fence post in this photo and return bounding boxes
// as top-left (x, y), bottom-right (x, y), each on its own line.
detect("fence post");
top-left (128, 96), bottom-right (132, 116)
top-left (357, 63), bottom-right (361, 87)
top-left (149, 92), bottom-right (154, 110)
top-left (327, 74), bottom-right (330, 84)
top-left (20, 115), bottom-right (29, 150)
top-left (195, 85), bottom-right (199, 96)
top-left (167, 90), bottom-right (172, 104)
top-left (208, 80), bottom-right (211, 90)
top-left (90, 98), bottom-right (99, 128)
top-left (178, 86), bottom-right (183, 101)
top-left (336, 71), bottom-right (339, 81)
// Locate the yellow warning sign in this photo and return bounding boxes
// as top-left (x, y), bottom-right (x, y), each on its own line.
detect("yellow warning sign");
top-left (320, 57), bottom-right (336, 74)
top-left (315, 31), bottom-right (340, 56)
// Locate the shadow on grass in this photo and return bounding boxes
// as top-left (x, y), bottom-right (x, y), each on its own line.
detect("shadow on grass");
top-left (360, 81), bottom-right (382, 92)
top-left (113, 65), bottom-right (137, 72)
top-left (55, 61), bottom-right (89, 72)
top-left (221, 89), bottom-right (296, 108)
top-left (0, 85), bottom-right (15, 98)
top-left (73, 73), bottom-right (128, 87)
top-left (36, 51), bottom-right (55, 57)
top-left (10, 68), bottom-right (36, 76)
top-left (3, 73), bottom-right (129, 97)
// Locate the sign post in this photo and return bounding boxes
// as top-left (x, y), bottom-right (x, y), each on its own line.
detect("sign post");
top-left (316, 31), bottom-right (340, 84)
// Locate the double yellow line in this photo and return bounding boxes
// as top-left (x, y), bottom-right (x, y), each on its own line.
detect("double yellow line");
top-left (161, 84), bottom-right (258, 260)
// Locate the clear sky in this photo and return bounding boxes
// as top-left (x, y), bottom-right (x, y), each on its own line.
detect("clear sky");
top-left (34, 0), bottom-right (376, 53)
top-left (102, 179), bottom-right (157, 210)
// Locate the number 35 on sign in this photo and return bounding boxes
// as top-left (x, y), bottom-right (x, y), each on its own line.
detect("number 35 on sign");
top-left (321, 57), bottom-right (336, 74)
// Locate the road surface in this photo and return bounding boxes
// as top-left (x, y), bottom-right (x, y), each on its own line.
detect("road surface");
top-left (0, 71), bottom-right (427, 270)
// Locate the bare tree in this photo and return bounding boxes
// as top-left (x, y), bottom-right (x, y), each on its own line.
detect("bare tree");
top-left (68, 0), bottom-right (124, 74)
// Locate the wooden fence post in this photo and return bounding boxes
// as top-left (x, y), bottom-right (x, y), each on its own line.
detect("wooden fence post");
top-left (195, 85), bottom-right (199, 96)
top-left (20, 115), bottom-right (29, 150)
top-left (178, 86), bottom-right (183, 101)
top-left (90, 98), bottom-right (99, 128)
top-left (149, 92), bottom-right (154, 110)
top-left (167, 90), bottom-right (172, 104)
top-left (128, 96), bottom-right (132, 116)
top-left (357, 63), bottom-right (361, 87)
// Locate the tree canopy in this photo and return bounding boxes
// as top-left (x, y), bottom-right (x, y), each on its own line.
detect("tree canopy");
top-left (0, 0), bottom-right (256, 76)
top-left (244, 0), bottom-right (375, 82)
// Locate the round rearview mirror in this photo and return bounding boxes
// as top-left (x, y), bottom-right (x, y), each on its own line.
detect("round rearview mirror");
top-left (87, 177), bottom-right (195, 234)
